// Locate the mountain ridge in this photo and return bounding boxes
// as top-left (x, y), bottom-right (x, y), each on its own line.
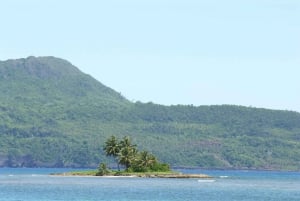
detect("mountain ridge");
top-left (0, 56), bottom-right (300, 170)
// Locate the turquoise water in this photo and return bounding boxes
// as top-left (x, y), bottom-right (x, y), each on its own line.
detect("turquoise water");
top-left (1, 168), bottom-right (300, 201)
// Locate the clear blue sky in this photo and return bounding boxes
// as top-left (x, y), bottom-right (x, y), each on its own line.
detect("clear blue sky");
top-left (1, 0), bottom-right (299, 112)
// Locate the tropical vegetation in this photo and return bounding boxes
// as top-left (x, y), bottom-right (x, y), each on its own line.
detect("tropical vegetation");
top-left (1, 56), bottom-right (300, 170)
top-left (102, 136), bottom-right (170, 173)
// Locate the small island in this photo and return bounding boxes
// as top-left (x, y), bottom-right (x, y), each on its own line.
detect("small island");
top-left (55, 136), bottom-right (212, 179)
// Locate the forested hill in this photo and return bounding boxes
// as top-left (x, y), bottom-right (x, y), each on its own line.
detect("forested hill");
top-left (0, 56), bottom-right (128, 106)
top-left (1, 56), bottom-right (300, 170)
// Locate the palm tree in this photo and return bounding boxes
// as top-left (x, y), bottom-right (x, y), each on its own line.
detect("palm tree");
top-left (138, 151), bottom-right (157, 170)
top-left (118, 136), bottom-right (137, 170)
top-left (102, 135), bottom-right (170, 173)
top-left (119, 136), bottom-right (136, 149)
top-left (103, 135), bottom-right (120, 170)
top-left (118, 145), bottom-right (137, 170)
top-left (96, 163), bottom-right (110, 176)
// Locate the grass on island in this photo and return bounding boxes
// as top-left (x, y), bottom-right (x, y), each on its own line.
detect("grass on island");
top-left (57, 169), bottom-right (212, 178)
top-left (63, 169), bottom-right (178, 177)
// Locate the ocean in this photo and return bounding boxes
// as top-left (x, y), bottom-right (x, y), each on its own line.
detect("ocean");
top-left (1, 168), bottom-right (300, 201)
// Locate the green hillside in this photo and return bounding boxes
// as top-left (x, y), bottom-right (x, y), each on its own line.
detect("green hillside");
top-left (1, 56), bottom-right (300, 170)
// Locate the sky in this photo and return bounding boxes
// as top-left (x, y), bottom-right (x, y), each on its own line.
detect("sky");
top-left (1, 0), bottom-right (299, 112)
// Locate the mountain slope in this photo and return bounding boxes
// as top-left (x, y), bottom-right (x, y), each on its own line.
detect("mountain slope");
top-left (0, 56), bottom-right (300, 170)
top-left (0, 56), bottom-right (130, 124)
top-left (0, 56), bottom-right (132, 167)
top-left (0, 56), bottom-right (127, 104)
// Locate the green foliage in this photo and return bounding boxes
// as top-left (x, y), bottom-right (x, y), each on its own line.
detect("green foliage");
top-left (1, 56), bottom-right (300, 170)
top-left (103, 136), bottom-right (170, 172)
top-left (103, 136), bottom-right (138, 170)
top-left (130, 151), bottom-right (157, 172)
top-left (96, 163), bottom-right (111, 176)
top-left (149, 162), bottom-right (170, 172)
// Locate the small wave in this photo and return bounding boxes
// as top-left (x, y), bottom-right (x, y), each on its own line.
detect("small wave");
top-left (219, 176), bottom-right (229, 178)
top-left (198, 179), bottom-right (215, 183)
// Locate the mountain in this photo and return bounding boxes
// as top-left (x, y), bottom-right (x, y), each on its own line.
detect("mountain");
top-left (0, 56), bottom-right (131, 167)
top-left (0, 56), bottom-right (300, 170)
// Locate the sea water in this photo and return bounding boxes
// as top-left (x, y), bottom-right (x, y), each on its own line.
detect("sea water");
top-left (1, 168), bottom-right (300, 201)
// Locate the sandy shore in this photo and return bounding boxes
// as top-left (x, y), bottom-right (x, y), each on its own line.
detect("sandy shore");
top-left (137, 173), bottom-right (212, 178)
